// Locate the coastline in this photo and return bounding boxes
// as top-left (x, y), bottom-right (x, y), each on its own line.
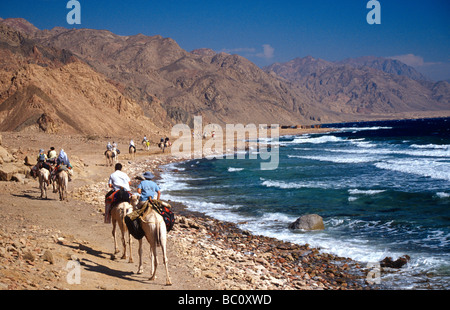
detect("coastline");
top-left (137, 127), bottom-right (376, 290)
top-left (0, 128), bottom-right (376, 290)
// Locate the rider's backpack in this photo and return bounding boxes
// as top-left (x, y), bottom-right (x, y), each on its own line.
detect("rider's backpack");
top-left (38, 153), bottom-right (46, 162)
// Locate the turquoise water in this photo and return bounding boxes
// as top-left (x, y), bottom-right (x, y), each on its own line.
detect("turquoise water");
top-left (160, 118), bottom-right (450, 289)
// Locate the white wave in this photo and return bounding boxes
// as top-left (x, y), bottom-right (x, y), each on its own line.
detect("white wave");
top-left (289, 154), bottom-right (377, 164)
top-left (228, 167), bottom-right (244, 172)
top-left (348, 189), bottom-right (386, 195)
top-left (436, 192), bottom-right (450, 199)
top-left (323, 146), bottom-right (450, 158)
top-left (260, 178), bottom-right (331, 189)
top-left (349, 139), bottom-right (377, 148)
top-left (410, 144), bottom-right (450, 150)
top-left (337, 126), bottom-right (392, 132)
top-left (375, 159), bottom-right (450, 181)
top-left (292, 135), bottom-right (344, 144)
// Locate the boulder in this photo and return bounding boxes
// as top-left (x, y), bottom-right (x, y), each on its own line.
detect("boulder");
top-left (0, 146), bottom-right (14, 163)
top-left (380, 255), bottom-right (410, 268)
top-left (289, 214), bottom-right (324, 231)
top-left (0, 163), bottom-right (20, 181)
top-left (24, 155), bottom-right (37, 166)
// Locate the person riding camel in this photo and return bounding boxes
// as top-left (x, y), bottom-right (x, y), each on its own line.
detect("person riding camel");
top-left (54, 149), bottom-right (73, 182)
top-left (137, 171), bottom-right (161, 209)
top-left (129, 139), bottom-right (136, 153)
top-left (104, 163), bottom-right (131, 223)
top-left (47, 147), bottom-right (57, 165)
top-left (32, 149), bottom-right (51, 181)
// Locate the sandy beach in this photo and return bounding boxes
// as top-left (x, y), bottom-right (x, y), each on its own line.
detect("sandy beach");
top-left (0, 128), bottom-right (374, 291)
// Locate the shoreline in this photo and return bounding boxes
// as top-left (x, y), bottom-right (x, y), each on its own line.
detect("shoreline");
top-left (126, 154), bottom-right (375, 290)
top-left (0, 128), bottom-right (377, 290)
top-left (131, 127), bottom-right (378, 290)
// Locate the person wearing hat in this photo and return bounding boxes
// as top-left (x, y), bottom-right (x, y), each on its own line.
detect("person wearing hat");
top-left (137, 171), bottom-right (161, 208)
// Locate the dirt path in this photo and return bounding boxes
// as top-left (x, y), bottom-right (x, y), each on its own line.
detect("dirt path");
top-left (0, 132), bottom-right (217, 290)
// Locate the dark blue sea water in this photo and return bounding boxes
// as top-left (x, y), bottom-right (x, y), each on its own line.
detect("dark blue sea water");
top-left (160, 117), bottom-right (450, 289)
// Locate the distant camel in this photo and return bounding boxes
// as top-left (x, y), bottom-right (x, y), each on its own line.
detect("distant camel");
top-left (130, 195), bottom-right (172, 285)
top-left (38, 168), bottom-right (50, 199)
top-left (105, 150), bottom-right (115, 166)
top-left (111, 201), bottom-right (134, 262)
top-left (56, 169), bottom-right (69, 201)
top-left (129, 145), bottom-right (136, 160)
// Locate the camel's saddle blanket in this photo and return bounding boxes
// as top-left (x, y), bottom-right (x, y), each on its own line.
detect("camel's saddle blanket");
top-left (105, 188), bottom-right (131, 205)
top-left (127, 199), bottom-right (175, 232)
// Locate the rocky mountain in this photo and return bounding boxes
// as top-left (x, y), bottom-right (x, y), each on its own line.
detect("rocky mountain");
top-left (30, 26), bottom-right (319, 126)
top-left (0, 22), bottom-right (159, 136)
top-left (265, 56), bottom-right (449, 118)
top-left (337, 56), bottom-right (430, 82)
top-left (0, 17), bottom-right (449, 135)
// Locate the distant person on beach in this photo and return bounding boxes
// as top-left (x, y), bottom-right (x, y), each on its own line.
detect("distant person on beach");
top-left (137, 171), bottom-right (161, 208)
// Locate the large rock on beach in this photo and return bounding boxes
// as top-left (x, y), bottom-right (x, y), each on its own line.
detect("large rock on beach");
top-left (380, 255), bottom-right (410, 269)
top-left (289, 214), bottom-right (324, 231)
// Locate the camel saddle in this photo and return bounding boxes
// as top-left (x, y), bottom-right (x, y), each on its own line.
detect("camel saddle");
top-left (127, 199), bottom-right (175, 232)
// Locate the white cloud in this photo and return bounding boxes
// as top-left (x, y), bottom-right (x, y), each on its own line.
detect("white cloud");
top-left (388, 54), bottom-right (439, 67)
top-left (221, 47), bottom-right (256, 54)
top-left (256, 44), bottom-right (275, 59)
top-left (220, 44), bottom-right (275, 60)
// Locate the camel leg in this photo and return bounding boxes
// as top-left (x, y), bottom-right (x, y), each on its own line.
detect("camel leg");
top-left (120, 228), bottom-right (127, 260)
top-left (137, 238), bottom-right (144, 274)
top-left (149, 241), bottom-right (158, 281)
top-left (112, 220), bottom-right (119, 255)
top-left (160, 228), bottom-right (172, 286)
top-left (52, 179), bottom-right (57, 193)
top-left (127, 232), bottom-right (133, 263)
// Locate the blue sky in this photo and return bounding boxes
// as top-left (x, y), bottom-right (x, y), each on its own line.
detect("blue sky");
top-left (1, 0), bottom-right (449, 80)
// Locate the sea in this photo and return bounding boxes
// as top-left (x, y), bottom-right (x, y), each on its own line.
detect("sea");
top-left (158, 117), bottom-right (450, 290)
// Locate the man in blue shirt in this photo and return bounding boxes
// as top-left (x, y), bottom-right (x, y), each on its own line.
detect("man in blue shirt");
top-left (137, 171), bottom-right (161, 208)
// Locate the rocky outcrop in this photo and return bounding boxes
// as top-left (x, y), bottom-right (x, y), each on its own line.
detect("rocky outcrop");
top-left (289, 214), bottom-right (325, 231)
top-left (380, 255), bottom-right (410, 269)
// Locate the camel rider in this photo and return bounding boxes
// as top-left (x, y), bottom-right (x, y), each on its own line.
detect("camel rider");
top-left (47, 147), bottom-right (57, 165)
top-left (56, 149), bottom-right (73, 181)
top-left (137, 171), bottom-right (161, 208)
top-left (105, 163), bottom-right (131, 223)
top-left (129, 139), bottom-right (136, 152)
top-left (32, 149), bottom-right (50, 178)
top-left (37, 149), bottom-right (47, 164)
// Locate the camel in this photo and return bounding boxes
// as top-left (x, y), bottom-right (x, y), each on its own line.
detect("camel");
top-left (130, 195), bottom-right (172, 286)
top-left (142, 139), bottom-right (150, 151)
top-left (105, 150), bottom-right (115, 166)
top-left (111, 201), bottom-right (134, 262)
top-left (38, 168), bottom-right (50, 199)
top-left (56, 169), bottom-right (69, 201)
top-left (129, 145), bottom-right (136, 160)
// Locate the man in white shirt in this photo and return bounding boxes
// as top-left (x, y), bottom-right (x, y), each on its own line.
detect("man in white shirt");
top-left (108, 163), bottom-right (131, 191)
top-left (105, 163), bottom-right (131, 223)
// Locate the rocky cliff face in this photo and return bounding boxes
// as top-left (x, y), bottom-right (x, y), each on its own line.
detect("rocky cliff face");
top-left (0, 17), bottom-right (449, 134)
top-left (265, 56), bottom-right (449, 120)
top-left (0, 22), bottom-right (158, 136)
top-left (32, 26), bottom-right (318, 126)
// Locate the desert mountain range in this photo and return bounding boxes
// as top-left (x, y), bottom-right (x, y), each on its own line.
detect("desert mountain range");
top-left (0, 17), bottom-right (449, 136)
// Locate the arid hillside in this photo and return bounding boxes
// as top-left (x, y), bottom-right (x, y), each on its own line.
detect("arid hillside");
top-left (0, 22), bottom-right (161, 137)
top-left (0, 17), bottom-right (449, 135)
